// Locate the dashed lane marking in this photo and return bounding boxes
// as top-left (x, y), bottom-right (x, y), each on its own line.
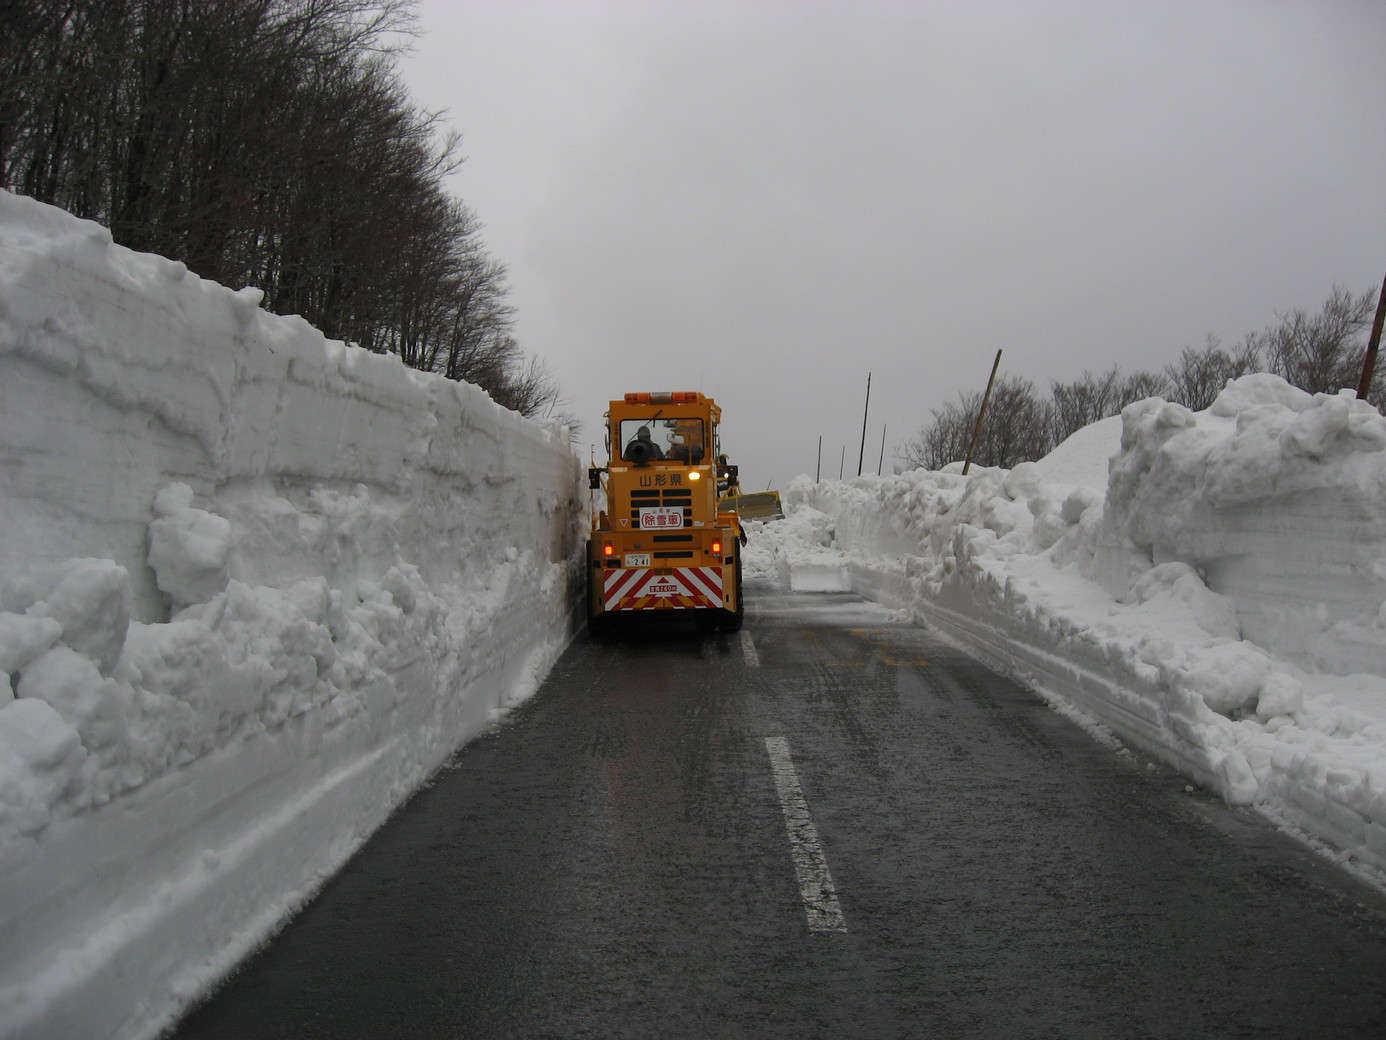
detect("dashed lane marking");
top-left (764, 736), bottom-right (847, 933)
top-left (740, 630), bottom-right (760, 668)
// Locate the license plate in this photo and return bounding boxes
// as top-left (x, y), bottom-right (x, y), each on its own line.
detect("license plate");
top-left (638, 507), bottom-right (684, 530)
top-left (624, 553), bottom-right (651, 567)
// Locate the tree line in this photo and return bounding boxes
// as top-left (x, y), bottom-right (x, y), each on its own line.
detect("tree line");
top-left (0, 0), bottom-right (570, 423)
top-left (901, 285), bottom-right (1382, 471)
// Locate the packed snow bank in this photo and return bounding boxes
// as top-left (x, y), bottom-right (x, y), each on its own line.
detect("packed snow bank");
top-left (0, 191), bottom-right (586, 1040)
top-left (748, 379), bottom-right (1386, 879)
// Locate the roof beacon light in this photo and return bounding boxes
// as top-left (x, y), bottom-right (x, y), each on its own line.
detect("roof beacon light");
top-left (624, 391), bottom-right (700, 404)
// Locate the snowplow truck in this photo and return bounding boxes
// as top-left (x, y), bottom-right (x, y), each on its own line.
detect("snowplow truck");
top-left (587, 391), bottom-right (744, 635)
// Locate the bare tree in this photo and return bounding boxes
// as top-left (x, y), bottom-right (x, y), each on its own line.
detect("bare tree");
top-left (1162, 335), bottom-right (1260, 411)
top-left (975, 376), bottom-right (1053, 468)
top-left (1250, 285), bottom-right (1379, 403)
top-left (436, 255), bottom-right (518, 384)
top-left (1116, 370), bottom-right (1171, 408)
top-left (902, 376), bottom-right (1052, 471)
top-left (488, 355), bottom-right (567, 420)
top-left (1049, 367), bottom-right (1123, 445)
top-left (900, 393), bottom-right (978, 471)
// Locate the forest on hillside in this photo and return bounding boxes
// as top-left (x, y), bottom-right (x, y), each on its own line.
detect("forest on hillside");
top-left (0, 0), bottom-right (568, 422)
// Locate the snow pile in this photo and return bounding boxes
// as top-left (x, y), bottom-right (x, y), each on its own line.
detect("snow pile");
top-left (0, 191), bottom-right (585, 1040)
top-left (750, 379), bottom-right (1386, 878)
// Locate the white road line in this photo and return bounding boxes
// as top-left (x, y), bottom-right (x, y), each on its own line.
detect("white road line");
top-left (764, 736), bottom-right (848, 933)
top-left (740, 630), bottom-right (760, 668)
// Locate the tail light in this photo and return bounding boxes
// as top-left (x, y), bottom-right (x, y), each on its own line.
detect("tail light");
top-left (603, 542), bottom-right (615, 557)
top-left (711, 540), bottom-right (722, 555)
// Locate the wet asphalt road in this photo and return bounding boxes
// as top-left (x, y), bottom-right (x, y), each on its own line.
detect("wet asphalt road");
top-left (170, 590), bottom-right (1386, 1039)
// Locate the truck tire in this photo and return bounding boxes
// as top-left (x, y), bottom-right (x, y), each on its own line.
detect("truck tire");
top-left (585, 544), bottom-right (615, 639)
top-left (719, 561), bottom-right (744, 632)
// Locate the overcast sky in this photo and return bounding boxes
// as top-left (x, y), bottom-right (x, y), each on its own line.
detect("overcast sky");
top-left (399, 0), bottom-right (1386, 491)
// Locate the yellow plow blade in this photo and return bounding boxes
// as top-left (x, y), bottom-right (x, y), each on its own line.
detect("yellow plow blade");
top-left (722, 490), bottom-right (784, 521)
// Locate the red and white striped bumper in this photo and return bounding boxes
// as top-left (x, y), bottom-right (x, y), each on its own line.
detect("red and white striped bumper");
top-left (602, 567), bottom-right (725, 612)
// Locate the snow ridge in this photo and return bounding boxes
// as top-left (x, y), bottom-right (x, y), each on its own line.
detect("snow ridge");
top-left (748, 380), bottom-right (1386, 885)
top-left (0, 191), bottom-right (586, 1040)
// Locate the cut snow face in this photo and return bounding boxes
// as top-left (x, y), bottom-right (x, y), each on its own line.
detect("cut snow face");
top-left (0, 189), bottom-right (587, 1040)
top-left (752, 375), bottom-right (1386, 882)
top-left (743, 505), bottom-right (852, 591)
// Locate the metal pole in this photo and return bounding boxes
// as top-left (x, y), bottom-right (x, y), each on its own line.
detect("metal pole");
top-left (857, 372), bottom-right (872, 477)
top-left (1355, 271), bottom-right (1386, 403)
top-left (816, 435), bottom-right (822, 482)
top-left (838, 445), bottom-right (845, 480)
top-left (878, 423), bottom-right (887, 475)
top-left (962, 349), bottom-right (1003, 476)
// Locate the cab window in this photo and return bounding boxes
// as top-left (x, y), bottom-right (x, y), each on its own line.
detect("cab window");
top-left (619, 418), bottom-right (705, 463)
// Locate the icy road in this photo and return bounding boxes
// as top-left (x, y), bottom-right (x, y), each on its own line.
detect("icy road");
top-left (171, 591), bottom-right (1386, 1039)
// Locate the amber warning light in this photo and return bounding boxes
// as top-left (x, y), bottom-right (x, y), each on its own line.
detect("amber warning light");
top-left (624, 391), bottom-right (699, 404)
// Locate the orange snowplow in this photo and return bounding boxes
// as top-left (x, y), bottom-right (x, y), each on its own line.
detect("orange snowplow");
top-left (586, 391), bottom-right (744, 635)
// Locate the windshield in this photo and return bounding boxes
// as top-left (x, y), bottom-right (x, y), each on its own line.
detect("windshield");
top-left (619, 417), bottom-right (705, 463)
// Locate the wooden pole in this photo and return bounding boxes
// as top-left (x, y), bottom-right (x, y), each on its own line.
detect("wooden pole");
top-left (878, 423), bottom-right (887, 475)
top-left (1355, 271), bottom-right (1386, 403)
top-left (962, 349), bottom-right (1003, 476)
top-left (857, 372), bottom-right (872, 477)
top-left (816, 435), bottom-right (822, 482)
top-left (838, 445), bottom-right (845, 480)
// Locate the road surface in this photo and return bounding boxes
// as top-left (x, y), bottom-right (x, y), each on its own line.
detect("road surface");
top-left (170, 590), bottom-right (1386, 1039)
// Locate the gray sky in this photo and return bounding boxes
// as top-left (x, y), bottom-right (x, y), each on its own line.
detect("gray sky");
top-left (400, 0), bottom-right (1386, 491)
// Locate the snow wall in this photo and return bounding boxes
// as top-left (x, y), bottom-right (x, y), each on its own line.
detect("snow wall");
top-left (784, 382), bottom-right (1386, 878)
top-left (0, 191), bottom-right (587, 1039)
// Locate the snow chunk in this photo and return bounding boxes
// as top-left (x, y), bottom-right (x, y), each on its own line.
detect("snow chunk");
top-left (1255, 670), bottom-right (1304, 720)
top-left (1208, 372), bottom-right (1312, 417)
top-left (0, 612), bottom-right (63, 674)
top-left (0, 697), bottom-right (85, 834)
top-left (1279, 391), bottom-right (1386, 460)
top-left (1130, 562), bottom-right (1239, 640)
top-left (786, 555), bottom-right (851, 592)
top-left (21, 558), bottom-right (130, 674)
top-left (1172, 640), bottom-right (1275, 716)
top-left (148, 483), bottom-right (232, 608)
top-left (16, 645), bottom-right (128, 757)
